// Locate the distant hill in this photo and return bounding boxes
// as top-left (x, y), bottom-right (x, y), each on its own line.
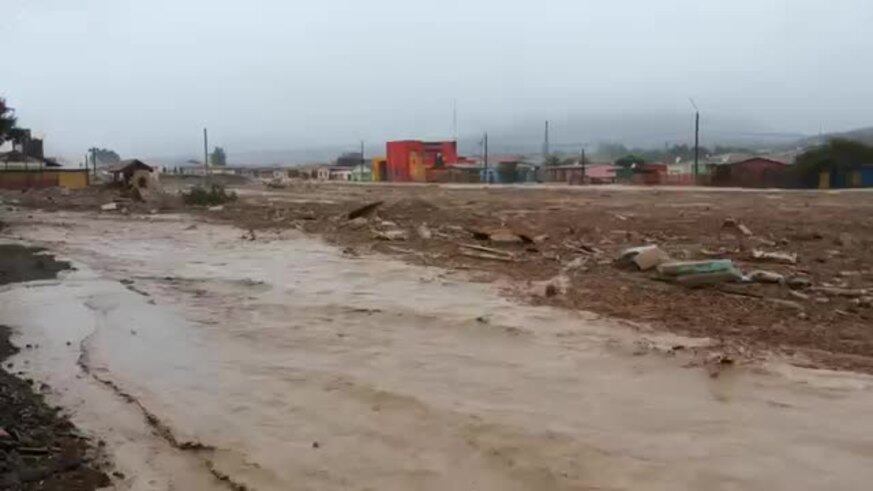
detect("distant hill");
top-left (797, 126), bottom-right (873, 148)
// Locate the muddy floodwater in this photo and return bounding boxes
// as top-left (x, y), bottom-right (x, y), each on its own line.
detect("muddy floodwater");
top-left (2, 210), bottom-right (872, 490)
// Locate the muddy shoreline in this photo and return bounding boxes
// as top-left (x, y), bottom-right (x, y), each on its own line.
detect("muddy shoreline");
top-left (0, 244), bottom-right (110, 490)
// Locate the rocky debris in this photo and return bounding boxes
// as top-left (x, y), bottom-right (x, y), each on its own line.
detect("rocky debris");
top-left (854, 297), bottom-right (873, 308)
top-left (373, 229), bottom-right (409, 241)
top-left (469, 227), bottom-right (533, 244)
top-left (700, 247), bottom-right (731, 258)
top-left (345, 217), bottom-right (369, 230)
top-left (789, 290), bottom-right (810, 301)
top-left (751, 249), bottom-right (798, 265)
top-left (835, 232), bottom-right (855, 247)
top-left (347, 201), bottom-right (383, 220)
top-left (416, 223), bottom-right (433, 240)
top-left (458, 243), bottom-right (516, 262)
top-left (747, 270), bottom-right (785, 284)
top-left (723, 217), bottom-right (753, 237)
top-left (811, 286), bottom-right (868, 298)
top-left (617, 245), bottom-right (671, 271)
top-left (530, 274), bottom-right (570, 298)
top-left (786, 276), bottom-right (812, 290)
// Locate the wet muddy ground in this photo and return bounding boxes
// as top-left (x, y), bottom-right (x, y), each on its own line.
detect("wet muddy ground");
top-left (206, 182), bottom-right (873, 374)
top-left (1, 209), bottom-right (873, 490)
top-left (0, 245), bottom-right (109, 490)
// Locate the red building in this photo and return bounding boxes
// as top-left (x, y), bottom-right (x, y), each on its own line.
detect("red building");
top-left (630, 163), bottom-right (668, 185)
top-left (711, 158), bottom-right (787, 188)
top-left (386, 140), bottom-right (459, 182)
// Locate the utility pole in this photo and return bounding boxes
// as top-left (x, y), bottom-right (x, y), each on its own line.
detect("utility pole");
top-left (483, 132), bottom-right (489, 184)
top-left (203, 128), bottom-right (209, 173)
top-left (90, 147), bottom-right (97, 179)
top-left (452, 98), bottom-right (458, 142)
top-left (359, 140), bottom-right (365, 182)
top-left (543, 121), bottom-right (550, 162)
top-left (580, 145), bottom-right (587, 182)
top-left (689, 99), bottom-right (700, 180)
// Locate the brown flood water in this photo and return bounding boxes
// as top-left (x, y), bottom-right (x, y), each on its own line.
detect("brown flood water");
top-left (2, 210), bottom-right (872, 490)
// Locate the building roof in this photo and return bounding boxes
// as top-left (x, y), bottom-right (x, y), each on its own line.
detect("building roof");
top-left (730, 157), bottom-right (788, 167)
top-left (108, 159), bottom-right (154, 173)
top-left (0, 150), bottom-right (62, 167)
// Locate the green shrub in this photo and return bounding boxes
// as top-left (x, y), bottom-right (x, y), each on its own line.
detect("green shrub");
top-left (181, 184), bottom-right (237, 206)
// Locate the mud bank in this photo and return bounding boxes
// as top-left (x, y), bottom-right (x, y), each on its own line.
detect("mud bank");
top-left (3, 210), bottom-right (873, 490)
top-left (0, 245), bottom-right (109, 490)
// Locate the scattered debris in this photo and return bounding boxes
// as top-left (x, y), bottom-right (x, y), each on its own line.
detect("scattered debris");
top-left (699, 247), bottom-right (730, 258)
top-left (469, 227), bottom-right (532, 244)
top-left (835, 232), bottom-right (855, 247)
top-left (458, 243), bottom-right (516, 262)
top-left (723, 218), bottom-right (753, 236)
top-left (747, 270), bottom-right (785, 284)
top-left (416, 223), bottom-right (433, 240)
top-left (657, 259), bottom-right (742, 286)
top-left (207, 205), bottom-right (224, 212)
top-left (769, 298), bottom-right (804, 311)
top-left (345, 217), bottom-right (369, 230)
top-left (810, 286), bottom-right (868, 298)
top-left (786, 276), bottom-right (812, 290)
top-left (347, 201), bottom-right (383, 220)
top-left (751, 249), bottom-right (798, 265)
top-left (618, 245), bottom-right (671, 271)
top-left (100, 202), bottom-right (118, 211)
top-left (373, 229), bottom-right (409, 241)
top-left (789, 290), bottom-right (810, 301)
top-left (561, 256), bottom-right (589, 273)
top-left (531, 275), bottom-right (570, 298)
top-left (460, 250), bottom-right (516, 262)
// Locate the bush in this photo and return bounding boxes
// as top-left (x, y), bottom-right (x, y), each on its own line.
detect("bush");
top-left (181, 184), bottom-right (237, 206)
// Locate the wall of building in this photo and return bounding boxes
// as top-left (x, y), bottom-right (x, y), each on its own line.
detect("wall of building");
top-left (711, 159), bottom-right (787, 188)
top-left (386, 141), bottom-right (458, 182)
top-left (0, 169), bottom-right (90, 190)
top-left (57, 170), bottom-right (90, 189)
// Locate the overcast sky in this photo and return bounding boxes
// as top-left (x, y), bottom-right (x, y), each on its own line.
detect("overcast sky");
top-left (4, 0), bottom-right (873, 161)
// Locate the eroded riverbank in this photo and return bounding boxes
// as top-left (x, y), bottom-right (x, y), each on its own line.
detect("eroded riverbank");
top-left (2, 209), bottom-right (873, 490)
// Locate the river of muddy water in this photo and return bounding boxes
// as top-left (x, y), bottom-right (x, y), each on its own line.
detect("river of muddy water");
top-left (1, 210), bottom-right (872, 490)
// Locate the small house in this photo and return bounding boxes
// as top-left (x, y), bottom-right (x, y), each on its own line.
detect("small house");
top-left (108, 159), bottom-right (155, 188)
top-left (710, 158), bottom-right (787, 188)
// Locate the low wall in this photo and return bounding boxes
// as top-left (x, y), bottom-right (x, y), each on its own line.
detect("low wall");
top-left (0, 169), bottom-right (91, 190)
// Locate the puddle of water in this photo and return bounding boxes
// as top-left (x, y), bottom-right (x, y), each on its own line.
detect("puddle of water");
top-left (3, 210), bottom-right (873, 490)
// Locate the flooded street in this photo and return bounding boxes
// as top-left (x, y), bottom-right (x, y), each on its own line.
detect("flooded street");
top-left (2, 210), bottom-right (873, 490)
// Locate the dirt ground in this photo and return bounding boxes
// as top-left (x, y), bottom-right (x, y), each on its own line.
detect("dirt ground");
top-left (4, 180), bottom-right (873, 374)
top-left (0, 245), bottom-right (110, 490)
